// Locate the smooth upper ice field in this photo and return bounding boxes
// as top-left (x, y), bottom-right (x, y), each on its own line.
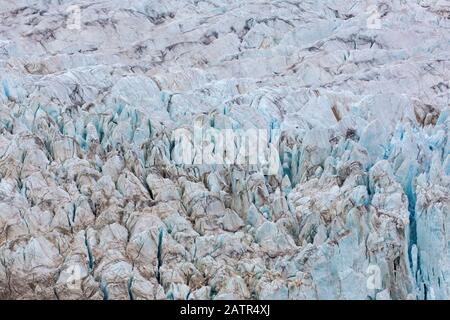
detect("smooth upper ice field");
top-left (0, 0), bottom-right (449, 300)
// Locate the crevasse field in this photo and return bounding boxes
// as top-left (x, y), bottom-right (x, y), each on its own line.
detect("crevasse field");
top-left (0, 0), bottom-right (449, 300)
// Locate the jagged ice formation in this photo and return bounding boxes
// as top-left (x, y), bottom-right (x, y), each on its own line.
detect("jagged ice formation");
top-left (0, 0), bottom-right (449, 300)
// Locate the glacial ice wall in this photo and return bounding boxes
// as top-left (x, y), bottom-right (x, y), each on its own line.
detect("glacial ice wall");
top-left (0, 0), bottom-right (449, 299)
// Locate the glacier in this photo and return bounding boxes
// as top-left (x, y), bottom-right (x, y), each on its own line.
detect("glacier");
top-left (0, 0), bottom-right (449, 300)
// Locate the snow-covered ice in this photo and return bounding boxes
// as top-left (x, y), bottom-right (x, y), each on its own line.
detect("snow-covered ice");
top-left (0, 0), bottom-right (449, 299)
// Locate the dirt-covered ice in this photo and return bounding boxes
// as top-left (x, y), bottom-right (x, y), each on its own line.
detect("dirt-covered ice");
top-left (0, 0), bottom-right (449, 299)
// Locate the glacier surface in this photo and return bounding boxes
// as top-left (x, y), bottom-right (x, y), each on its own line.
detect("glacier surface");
top-left (0, 0), bottom-right (449, 299)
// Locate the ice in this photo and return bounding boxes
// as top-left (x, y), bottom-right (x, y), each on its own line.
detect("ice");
top-left (0, 0), bottom-right (449, 300)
